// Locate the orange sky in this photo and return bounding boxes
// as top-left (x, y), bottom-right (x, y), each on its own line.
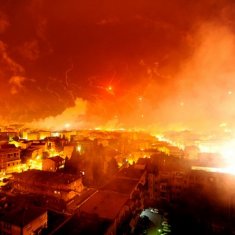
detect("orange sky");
top-left (1, 0), bottom-right (235, 133)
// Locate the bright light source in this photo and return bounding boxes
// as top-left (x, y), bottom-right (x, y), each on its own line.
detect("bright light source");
top-left (180, 101), bottom-right (184, 106)
top-left (219, 123), bottom-right (227, 127)
top-left (52, 132), bottom-right (60, 137)
top-left (64, 123), bottom-right (71, 128)
top-left (36, 155), bottom-right (41, 160)
top-left (106, 85), bottom-right (114, 95)
top-left (198, 138), bottom-right (235, 175)
top-left (77, 145), bottom-right (82, 153)
top-left (107, 86), bottom-right (112, 91)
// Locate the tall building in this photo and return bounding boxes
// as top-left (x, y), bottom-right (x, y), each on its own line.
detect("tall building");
top-left (0, 147), bottom-right (21, 173)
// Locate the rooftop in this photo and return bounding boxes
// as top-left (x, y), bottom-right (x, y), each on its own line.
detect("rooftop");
top-left (55, 213), bottom-right (112, 235)
top-left (79, 190), bottom-right (129, 220)
top-left (31, 142), bottom-right (45, 146)
top-left (102, 178), bottom-right (139, 195)
top-left (0, 206), bottom-right (46, 227)
top-left (46, 156), bottom-right (64, 163)
top-left (13, 170), bottom-right (81, 185)
top-left (116, 167), bottom-right (145, 180)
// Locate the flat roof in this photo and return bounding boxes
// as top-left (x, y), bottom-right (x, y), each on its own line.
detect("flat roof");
top-left (116, 167), bottom-right (145, 179)
top-left (55, 213), bottom-right (112, 235)
top-left (79, 190), bottom-right (129, 220)
top-left (102, 178), bottom-right (139, 195)
top-left (13, 170), bottom-right (81, 185)
top-left (1, 207), bottom-right (46, 227)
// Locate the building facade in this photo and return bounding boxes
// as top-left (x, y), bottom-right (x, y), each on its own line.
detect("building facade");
top-left (0, 147), bottom-right (21, 173)
top-left (12, 170), bottom-right (84, 201)
top-left (0, 207), bottom-right (47, 235)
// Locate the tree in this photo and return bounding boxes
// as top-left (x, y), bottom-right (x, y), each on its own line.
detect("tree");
top-left (107, 157), bottom-right (118, 176)
top-left (64, 148), bottom-right (83, 174)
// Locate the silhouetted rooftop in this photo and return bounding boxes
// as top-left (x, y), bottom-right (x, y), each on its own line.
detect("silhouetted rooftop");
top-left (117, 167), bottom-right (145, 179)
top-left (79, 191), bottom-right (129, 220)
top-left (0, 206), bottom-right (46, 227)
top-left (46, 156), bottom-right (64, 163)
top-left (13, 170), bottom-right (80, 185)
top-left (55, 213), bottom-right (112, 235)
top-left (102, 178), bottom-right (139, 195)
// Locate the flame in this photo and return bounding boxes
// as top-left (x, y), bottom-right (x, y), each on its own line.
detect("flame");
top-left (28, 158), bottom-right (42, 170)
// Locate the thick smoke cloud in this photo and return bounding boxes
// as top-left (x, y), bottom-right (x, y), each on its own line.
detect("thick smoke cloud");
top-left (9, 76), bottom-right (27, 94)
top-left (27, 98), bottom-right (87, 130)
top-left (1, 0), bottom-right (235, 133)
top-left (0, 11), bottom-right (9, 33)
top-left (24, 22), bottom-right (235, 133)
top-left (172, 23), bottom-right (235, 132)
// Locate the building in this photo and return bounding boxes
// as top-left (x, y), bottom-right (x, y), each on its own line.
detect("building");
top-left (76, 139), bottom-right (95, 154)
top-left (184, 145), bottom-right (200, 160)
top-left (26, 132), bottom-right (40, 141)
top-left (102, 178), bottom-right (140, 197)
top-left (55, 130), bottom-right (77, 141)
top-left (0, 132), bottom-right (18, 140)
top-left (10, 139), bottom-right (32, 149)
top-left (45, 137), bottom-right (63, 149)
top-left (63, 144), bottom-right (75, 159)
top-left (39, 131), bottom-right (51, 140)
top-left (42, 156), bottom-right (65, 172)
top-left (99, 166), bottom-right (147, 233)
top-left (78, 191), bottom-right (129, 235)
top-left (0, 147), bottom-right (21, 173)
top-left (55, 213), bottom-right (112, 235)
top-left (12, 170), bottom-right (84, 202)
top-left (0, 207), bottom-right (47, 235)
top-left (56, 165), bottom-right (148, 235)
top-left (23, 146), bottom-right (44, 160)
top-left (148, 155), bottom-right (189, 203)
top-left (167, 146), bottom-right (184, 158)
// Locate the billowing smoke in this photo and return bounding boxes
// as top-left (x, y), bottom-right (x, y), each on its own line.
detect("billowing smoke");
top-left (26, 21), bottom-right (235, 135)
top-left (0, 11), bottom-right (9, 34)
top-left (1, 0), bottom-right (234, 134)
top-left (27, 98), bottom-right (87, 130)
top-left (157, 22), bottom-right (235, 133)
top-left (104, 21), bottom-right (235, 135)
top-left (9, 76), bottom-right (27, 94)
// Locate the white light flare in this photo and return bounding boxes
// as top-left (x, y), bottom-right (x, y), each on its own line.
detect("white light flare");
top-left (64, 123), bottom-right (71, 129)
top-left (198, 138), bottom-right (235, 175)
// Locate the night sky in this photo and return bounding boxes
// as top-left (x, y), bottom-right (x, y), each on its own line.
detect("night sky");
top-left (1, 0), bottom-right (235, 132)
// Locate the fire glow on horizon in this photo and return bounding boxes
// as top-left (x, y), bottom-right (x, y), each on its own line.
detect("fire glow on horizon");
top-left (26, 22), bottom-right (235, 134)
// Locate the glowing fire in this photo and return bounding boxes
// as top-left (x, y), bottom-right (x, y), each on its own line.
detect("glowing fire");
top-left (155, 135), bottom-right (184, 150)
top-left (27, 155), bottom-right (42, 170)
